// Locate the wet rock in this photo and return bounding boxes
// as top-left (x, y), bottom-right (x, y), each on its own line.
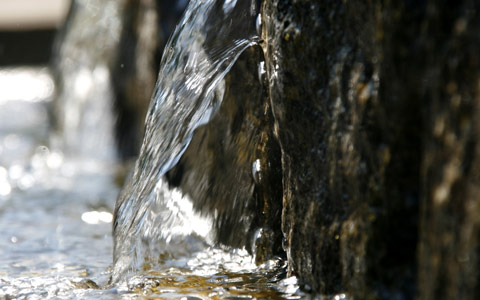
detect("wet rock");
top-left (416, 2), bottom-right (480, 300)
top-left (102, 0), bottom-right (480, 298)
top-left (166, 46), bottom-right (284, 260)
top-left (111, 0), bottom-right (265, 281)
top-left (261, 0), bottom-right (480, 299)
top-left (72, 279), bottom-right (100, 289)
top-left (262, 1), bottom-right (385, 295)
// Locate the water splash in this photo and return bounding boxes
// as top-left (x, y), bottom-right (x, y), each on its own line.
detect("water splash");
top-left (113, 0), bottom-right (260, 281)
top-left (0, 68), bottom-right (121, 297)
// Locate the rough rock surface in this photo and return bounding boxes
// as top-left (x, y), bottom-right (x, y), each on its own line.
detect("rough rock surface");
top-left (97, 0), bottom-right (480, 298)
top-left (262, 0), bottom-right (480, 299)
top-left (166, 46), bottom-right (284, 260)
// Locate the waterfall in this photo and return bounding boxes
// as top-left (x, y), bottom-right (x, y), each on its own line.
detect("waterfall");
top-left (112, 0), bottom-right (261, 281)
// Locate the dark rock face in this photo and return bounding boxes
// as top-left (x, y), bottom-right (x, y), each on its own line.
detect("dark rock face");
top-left (67, 0), bottom-right (480, 297)
top-left (166, 46), bottom-right (284, 260)
top-left (417, 2), bottom-right (480, 300)
top-left (263, 1), bottom-right (390, 295)
top-left (111, 0), bottom-right (480, 298)
top-left (261, 0), bottom-right (480, 299)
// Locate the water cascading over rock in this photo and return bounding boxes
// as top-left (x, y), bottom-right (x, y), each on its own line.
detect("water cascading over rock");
top-left (111, 0), bottom-right (480, 299)
top-left (112, 0), bottom-right (187, 160)
top-left (112, 0), bottom-right (266, 281)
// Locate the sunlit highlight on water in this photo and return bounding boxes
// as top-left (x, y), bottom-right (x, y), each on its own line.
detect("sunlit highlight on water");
top-left (81, 211), bottom-right (113, 224)
top-left (0, 68), bottom-right (54, 103)
top-left (0, 1), bottom-right (321, 299)
top-left (0, 167), bottom-right (11, 196)
top-left (0, 181), bottom-right (11, 196)
top-left (112, 0), bottom-right (263, 282)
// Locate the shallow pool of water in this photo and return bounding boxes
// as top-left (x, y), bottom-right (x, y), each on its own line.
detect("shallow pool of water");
top-left (0, 67), bottom-right (310, 300)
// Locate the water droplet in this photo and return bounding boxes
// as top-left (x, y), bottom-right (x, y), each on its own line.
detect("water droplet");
top-left (256, 14), bottom-right (262, 35)
top-left (251, 227), bottom-right (264, 254)
top-left (252, 159), bottom-right (262, 184)
top-left (258, 61), bottom-right (266, 82)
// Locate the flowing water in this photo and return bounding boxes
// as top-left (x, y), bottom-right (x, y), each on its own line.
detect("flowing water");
top-left (0, 0), bottom-right (319, 299)
top-left (113, 0), bottom-right (262, 280)
top-left (0, 67), bottom-right (119, 298)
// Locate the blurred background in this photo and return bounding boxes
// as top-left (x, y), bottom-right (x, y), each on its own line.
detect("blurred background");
top-left (0, 0), bottom-right (72, 178)
top-left (0, 0), bottom-right (71, 66)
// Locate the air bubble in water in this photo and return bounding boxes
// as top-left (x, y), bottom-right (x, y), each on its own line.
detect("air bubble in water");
top-left (251, 227), bottom-right (264, 254)
top-left (258, 61), bottom-right (266, 82)
top-left (256, 14), bottom-right (262, 35)
top-left (252, 158), bottom-right (262, 184)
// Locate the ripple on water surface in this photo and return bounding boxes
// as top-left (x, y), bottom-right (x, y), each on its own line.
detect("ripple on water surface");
top-left (0, 68), bottom-right (305, 299)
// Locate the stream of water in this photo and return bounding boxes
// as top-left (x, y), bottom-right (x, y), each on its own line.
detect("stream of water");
top-left (0, 0), bottom-right (314, 299)
top-left (112, 0), bottom-right (262, 281)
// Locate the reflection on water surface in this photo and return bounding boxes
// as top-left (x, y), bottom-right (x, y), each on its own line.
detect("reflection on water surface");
top-left (0, 67), bottom-right (308, 300)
